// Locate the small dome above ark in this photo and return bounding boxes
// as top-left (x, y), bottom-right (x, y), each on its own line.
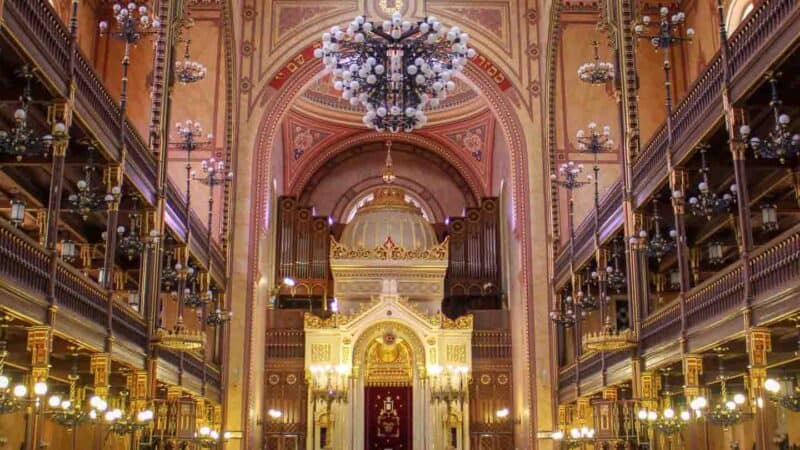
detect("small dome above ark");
top-left (340, 186), bottom-right (439, 251)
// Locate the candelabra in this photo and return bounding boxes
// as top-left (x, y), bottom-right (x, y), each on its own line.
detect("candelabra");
top-left (117, 196), bottom-right (146, 260)
top-left (687, 145), bottom-right (736, 220)
top-left (309, 364), bottom-right (349, 405)
top-left (636, 372), bottom-right (692, 441)
top-left (640, 200), bottom-right (676, 262)
top-left (315, 12), bottom-right (475, 132)
top-left (193, 425), bottom-right (222, 447)
top-left (175, 39), bottom-right (208, 84)
top-left (0, 67), bottom-right (63, 161)
top-left (580, 265), bottom-right (599, 312)
top-left (552, 426), bottom-right (596, 449)
top-left (740, 75), bottom-right (800, 164)
top-left (160, 238), bottom-right (180, 293)
top-left (577, 41), bottom-right (614, 85)
top-left (576, 123), bottom-right (614, 154)
top-left (104, 399), bottom-right (154, 436)
top-left (44, 352), bottom-right (98, 430)
top-left (68, 151), bottom-right (121, 220)
top-left (428, 364), bottom-right (469, 407)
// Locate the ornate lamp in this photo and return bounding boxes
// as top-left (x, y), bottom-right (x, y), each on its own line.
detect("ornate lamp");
top-left (552, 426), bottom-right (596, 449)
top-left (117, 196), bottom-right (146, 260)
top-left (576, 123), bottom-right (614, 153)
top-left (760, 204), bottom-right (779, 232)
top-left (68, 151), bottom-right (121, 219)
top-left (550, 288), bottom-right (578, 328)
top-left (640, 200), bottom-right (676, 262)
top-left (98, 2), bottom-right (160, 44)
top-left (687, 145), bottom-right (736, 220)
top-left (583, 315), bottom-right (637, 352)
top-left (0, 67), bottom-right (62, 161)
top-left (765, 377), bottom-right (800, 412)
top-left (428, 364), bottom-right (469, 407)
top-left (309, 364), bottom-right (350, 405)
top-left (634, 6), bottom-right (694, 50)
top-left (577, 41), bottom-right (614, 85)
top-left (155, 315), bottom-right (205, 351)
top-left (740, 74), bottom-right (800, 164)
top-left (45, 353), bottom-right (100, 429)
top-left (9, 195), bottom-right (26, 227)
top-left (700, 355), bottom-right (753, 429)
top-left (193, 425), bottom-right (222, 448)
top-left (175, 40), bottom-right (207, 84)
top-left (60, 239), bottom-right (77, 263)
top-left (606, 238), bottom-right (626, 293)
top-left (314, 13), bottom-right (475, 132)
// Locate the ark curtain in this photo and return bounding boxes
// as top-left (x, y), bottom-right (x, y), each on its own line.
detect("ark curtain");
top-left (365, 386), bottom-right (412, 450)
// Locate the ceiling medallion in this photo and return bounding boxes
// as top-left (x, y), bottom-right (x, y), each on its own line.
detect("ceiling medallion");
top-left (315, 13), bottom-right (475, 132)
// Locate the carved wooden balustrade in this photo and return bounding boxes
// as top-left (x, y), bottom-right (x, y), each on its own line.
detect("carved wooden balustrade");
top-left (551, 0), bottom-right (800, 291)
top-left (0, 218), bottom-right (50, 297)
top-left (1, 0), bottom-right (227, 285)
top-left (472, 331), bottom-right (511, 360)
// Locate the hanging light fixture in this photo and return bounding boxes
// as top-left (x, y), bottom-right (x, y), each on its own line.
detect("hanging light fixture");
top-left (577, 41), bottom-right (614, 85)
top-left (0, 66), bottom-right (62, 161)
top-left (580, 265), bottom-right (599, 312)
top-left (687, 145), bottom-right (736, 220)
top-left (175, 120), bottom-right (213, 152)
top-left (314, 13), bottom-right (475, 132)
top-left (9, 194), bottom-right (26, 227)
top-left (669, 270), bottom-right (681, 290)
top-left (161, 241), bottom-right (179, 294)
top-left (117, 196), bottom-right (146, 260)
top-left (641, 200), bottom-right (676, 262)
top-left (98, 2), bottom-right (160, 43)
top-left (550, 288), bottom-right (578, 328)
top-left (634, 6), bottom-right (695, 49)
top-left (707, 241), bottom-right (725, 265)
top-left (68, 151), bottom-right (120, 220)
top-left (695, 353), bottom-right (752, 429)
top-left (760, 204), bottom-right (779, 232)
top-left (60, 239), bottom-right (77, 263)
top-left (606, 238), bottom-right (626, 293)
top-left (175, 39), bottom-right (207, 84)
top-left (740, 74), bottom-right (800, 164)
top-left (552, 426), bottom-right (595, 449)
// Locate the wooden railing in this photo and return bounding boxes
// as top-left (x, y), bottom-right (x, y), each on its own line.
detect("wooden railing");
top-left (54, 260), bottom-right (107, 325)
top-left (551, 0), bottom-right (800, 290)
top-left (749, 223), bottom-right (800, 297)
top-left (579, 352), bottom-right (602, 380)
top-left (685, 263), bottom-right (744, 329)
top-left (640, 302), bottom-right (681, 349)
top-left (0, 220), bottom-right (50, 295)
top-left (558, 363), bottom-right (577, 391)
top-left (472, 331), bottom-right (511, 360)
top-left (265, 330), bottom-right (305, 359)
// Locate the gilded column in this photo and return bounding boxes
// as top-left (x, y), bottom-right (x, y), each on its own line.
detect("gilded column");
top-left (26, 326), bottom-right (52, 450)
top-left (683, 354), bottom-right (706, 450)
top-left (747, 328), bottom-right (771, 450)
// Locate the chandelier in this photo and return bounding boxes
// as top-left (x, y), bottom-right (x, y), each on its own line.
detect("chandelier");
top-left (578, 266), bottom-right (599, 312)
top-left (550, 288), bottom-right (579, 328)
top-left (194, 425), bottom-right (222, 448)
top-left (315, 13), bottom-right (475, 132)
top-left (99, 2), bottom-right (160, 44)
top-left (765, 377), bottom-right (800, 412)
top-left (104, 399), bottom-right (154, 436)
top-left (45, 353), bottom-right (103, 428)
top-left (205, 306), bottom-right (233, 327)
top-left (637, 407), bottom-right (691, 436)
top-left (740, 74), bottom-right (800, 164)
top-left (695, 354), bottom-right (752, 429)
top-left (117, 196), bottom-right (146, 260)
top-left (606, 238), bottom-right (626, 293)
top-left (0, 67), bottom-right (63, 161)
top-left (687, 145), bottom-right (736, 220)
top-left (583, 315), bottom-right (637, 352)
top-left (576, 123), bottom-right (614, 153)
top-left (640, 200), bottom-right (675, 262)
top-left (68, 151), bottom-right (120, 220)
top-left (577, 41), bottom-right (614, 85)
top-left (175, 40), bottom-right (207, 84)
top-left (634, 6), bottom-right (694, 50)
top-left (156, 315), bottom-right (205, 351)
top-left (174, 120), bottom-right (213, 152)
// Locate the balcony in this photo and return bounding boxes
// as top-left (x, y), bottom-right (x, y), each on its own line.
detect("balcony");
top-left (0, 0), bottom-right (227, 285)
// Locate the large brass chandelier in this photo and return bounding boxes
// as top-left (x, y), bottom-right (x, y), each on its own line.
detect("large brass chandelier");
top-left (315, 13), bottom-right (475, 132)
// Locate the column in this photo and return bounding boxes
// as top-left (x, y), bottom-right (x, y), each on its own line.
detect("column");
top-left (669, 168), bottom-right (691, 344)
top-left (103, 165), bottom-right (123, 352)
top-left (683, 354), bottom-right (707, 450)
top-left (90, 353), bottom-right (111, 450)
top-left (26, 326), bottom-right (52, 450)
top-left (747, 328), bottom-right (771, 450)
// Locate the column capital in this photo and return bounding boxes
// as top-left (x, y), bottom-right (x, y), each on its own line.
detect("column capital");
top-left (26, 325), bottom-right (52, 381)
top-left (90, 353), bottom-right (111, 398)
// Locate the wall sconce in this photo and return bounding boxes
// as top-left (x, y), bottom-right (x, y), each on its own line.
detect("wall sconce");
top-left (761, 204), bottom-right (778, 231)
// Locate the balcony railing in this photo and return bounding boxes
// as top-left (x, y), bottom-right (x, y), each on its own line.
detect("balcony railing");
top-left (265, 329), bottom-right (305, 359)
top-left (472, 331), bottom-right (512, 360)
top-left (551, 0), bottom-right (800, 290)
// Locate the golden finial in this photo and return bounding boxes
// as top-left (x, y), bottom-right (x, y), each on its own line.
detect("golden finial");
top-left (382, 140), bottom-right (396, 184)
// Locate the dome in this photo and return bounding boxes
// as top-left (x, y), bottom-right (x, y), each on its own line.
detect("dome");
top-left (340, 186), bottom-right (439, 251)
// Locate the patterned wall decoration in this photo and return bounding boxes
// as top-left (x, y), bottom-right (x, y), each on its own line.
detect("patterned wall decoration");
top-left (281, 110), bottom-right (359, 183)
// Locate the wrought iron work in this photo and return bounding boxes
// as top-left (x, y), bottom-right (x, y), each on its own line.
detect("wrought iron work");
top-left (577, 41), bottom-right (614, 85)
top-left (740, 75), bottom-right (800, 164)
top-left (175, 39), bottom-right (207, 84)
top-left (687, 145), bottom-right (736, 220)
top-left (314, 12), bottom-right (475, 132)
top-left (641, 200), bottom-right (675, 262)
top-left (0, 67), bottom-right (63, 161)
